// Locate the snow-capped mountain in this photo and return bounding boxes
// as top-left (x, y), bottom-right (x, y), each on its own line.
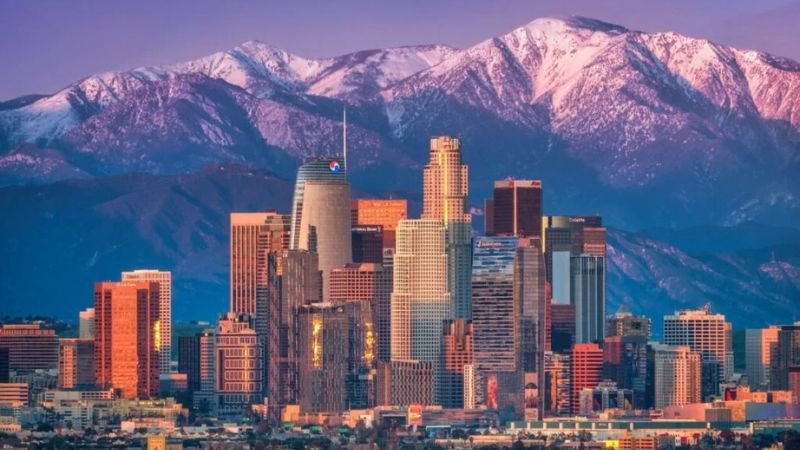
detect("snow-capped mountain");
top-left (1, 16), bottom-right (799, 228)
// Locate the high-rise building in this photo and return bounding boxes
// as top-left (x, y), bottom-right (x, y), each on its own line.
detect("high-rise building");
top-left (194, 329), bottom-right (215, 413)
top-left (772, 323), bottom-right (800, 391)
top-left (571, 255), bottom-right (606, 343)
top-left (229, 212), bottom-right (290, 327)
top-left (515, 237), bottom-right (547, 374)
top-left (79, 307), bottom-right (95, 339)
top-left (663, 307), bottom-right (733, 397)
top-left (652, 344), bottom-right (702, 408)
top-left (0, 348), bottom-right (8, 383)
top-left (378, 250), bottom-right (395, 363)
top-left (290, 158), bottom-right (352, 302)
top-left (0, 324), bottom-right (59, 373)
top-left (58, 338), bottom-right (95, 389)
top-left (390, 219), bottom-right (450, 364)
top-left (541, 215), bottom-right (605, 301)
top-left (422, 136), bottom-right (472, 319)
top-left (463, 363), bottom-right (476, 409)
top-left (351, 199), bottom-right (408, 249)
top-left (485, 179), bottom-right (542, 238)
top-left (297, 303), bottom-right (349, 413)
top-left (603, 335), bottom-right (648, 407)
top-left (122, 269), bottom-right (172, 377)
top-left (439, 319), bottom-right (473, 408)
top-left (745, 326), bottom-right (780, 390)
top-left (290, 157), bottom-right (347, 249)
top-left (544, 352), bottom-right (571, 417)
top-left (570, 343), bottom-right (603, 413)
top-left (178, 335), bottom-right (201, 394)
top-left (351, 225), bottom-right (384, 263)
top-left (607, 306), bottom-right (651, 340)
top-left (376, 360), bottom-right (435, 406)
top-left (277, 250), bottom-right (322, 406)
top-left (472, 236), bottom-right (521, 405)
top-left (213, 313), bottom-right (264, 418)
top-left (551, 303), bottom-right (576, 354)
top-left (94, 281), bottom-right (160, 399)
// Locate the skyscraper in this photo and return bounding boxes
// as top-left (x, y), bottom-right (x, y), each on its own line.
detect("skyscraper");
top-left (297, 303), bottom-right (349, 413)
top-left (229, 212), bottom-right (290, 329)
top-left (0, 348), bottom-right (8, 383)
top-left (515, 237), bottom-right (547, 374)
top-left (178, 334), bottom-right (201, 395)
top-left (570, 343), bottom-right (604, 414)
top-left (290, 157), bottom-right (347, 249)
top-left (213, 313), bottom-right (264, 418)
top-left (772, 323), bottom-right (800, 391)
top-left (0, 323), bottom-right (59, 373)
top-left (58, 338), bottom-right (95, 389)
top-left (94, 281), bottom-right (160, 399)
top-left (664, 307), bottom-right (733, 397)
top-left (607, 306), bottom-right (651, 339)
top-left (603, 335), bottom-right (648, 407)
top-left (122, 269), bottom-right (172, 377)
top-left (485, 179), bottom-right (542, 238)
top-left (652, 344), bottom-right (702, 408)
top-left (79, 307), bottom-right (95, 339)
top-left (376, 360), bottom-right (435, 406)
top-left (422, 136), bottom-right (472, 319)
top-left (472, 236), bottom-right (521, 406)
top-left (571, 254), bottom-right (606, 343)
top-left (351, 199), bottom-right (408, 249)
top-left (351, 225), bottom-right (384, 264)
top-left (390, 219), bottom-right (451, 363)
top-left (745, 326), bottom-right (780, 390)
top-left (544, 352), bottom-right (571, 417)
top-left (439, 319), bottom-right (473, 408)
top-left (550, 303), bottom-right (576, 354)
top-left (278, 249), bottom-right (322, 406)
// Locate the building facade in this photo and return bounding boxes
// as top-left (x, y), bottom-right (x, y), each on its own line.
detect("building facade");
top-left (79, 307), bottom-right (95, 339)
top-left (570, 343), bottom-right (604, 414)
top-left (571, 255), bottom-right (606, 344)
top-left (94, 281), bottom-right (160, 399)
top-left (485, 179), bottom-right (542, 238)
top-left (652, 344), bottom-right (702, 409)
top-left (439, 319), bottom-right (473, 408)
top-left (58, 338), bottom-right (95, 389)
top-left (745, 326), bottom-right (780, 390)
top-left (422, 136), bottom-right (472, 319)
top-left (351, 199), bottom-right (408, 249)
top-left (213, 313), bottom-right (264, 418)
top-left (0, 323), bottom-right (59, 373)
top-left (297, 303), bottom-right (349, 413)
top-left (122, 269), bottom-right (172, 377)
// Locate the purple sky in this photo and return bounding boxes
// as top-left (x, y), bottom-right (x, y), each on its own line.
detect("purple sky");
top-left (1, 0), bottom-right (799, 101)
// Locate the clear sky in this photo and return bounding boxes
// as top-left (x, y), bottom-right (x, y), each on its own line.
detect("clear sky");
top-left (1, 0), bottom-right (799, 101)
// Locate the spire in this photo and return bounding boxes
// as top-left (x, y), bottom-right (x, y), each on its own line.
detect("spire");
top-left (342, 106), bottom-right (347, 174)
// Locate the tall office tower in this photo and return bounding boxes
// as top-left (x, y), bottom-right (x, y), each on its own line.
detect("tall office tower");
top-left (122, 269), bottom-right (172, 376)
top-left (472, 236), bottom-right (521, 406)
top-left (79, 308), bottom-right (95, 339)
top-left (515, 237), bottom-right (547, 375)
top-left (351, 199), bottom-right (408, 249)
top-left (194, 329), bottom-right (216, 413)
top-left (377, 249), bottom-right (395, 363)
top-left (58, 338), bottom-right (95, 389)
top-left (652, 344), bottom-right (702, 408)
top-left (582, 227), bottom-right (607, 257)
top-left (0, 348), bottom-right (8, 383)
top-left (607, 306), bottom-right (651, 339)
top-left (351, 226), bottom-right (384, 263)
top-left (603, 335), bottom-right (648, 407)
top-left (390, 219), bottom-right (450, 364)
top-left (570, 343), bottom-right (603, 413)
top-left (229, 212), bottom-right (290, 326)
top-left (663, 307), bottom-right (733, 397)
top-left (485, 179), bottom-right (542, 237)
top-left (376, 360), bottom-right (435, 406)
top-left (278, 250), bottom-right (322, 406)
top-left (290, 157), bottom-right (347, 249)
top-left (772, 323), bottom-right (800, 391)
top-left (290, 157), bottom-right (352, 302)
top-left (422, 136), bottom-right (472, 319)
top-left (0, 324), bottom-right (59, 372)
top-left (463, 363), bottom-right (476, 409)
top-left (745, 326), bottom-right (780, 390)
top-left (550, 303), bottom-right (576, 353)
top-left (178, 335), bottom-right (201, 394)
top-left (94, 281), bottom-right (159, 399)
top-left (541, 215), bottom-right (605, 301)
top-left (213, 313), bottom-right (264, 418)
top-left (571, 255), bottom-right (606, 343)
top-left (329, 264), bottom-right (385, 408)
top-left (544, 352), bottom-right (571, 416)
top-left (438, 319), bottom-right (473, 408)
top-left (297, 303), bottom-right (349, 413)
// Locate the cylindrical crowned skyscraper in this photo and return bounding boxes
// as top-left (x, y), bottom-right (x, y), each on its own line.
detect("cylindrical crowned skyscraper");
top-left (422, 136), bottom-right (472, 319)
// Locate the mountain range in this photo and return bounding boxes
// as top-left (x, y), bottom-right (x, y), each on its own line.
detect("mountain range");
top-left (1, 16), bottom-right (798, 327)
